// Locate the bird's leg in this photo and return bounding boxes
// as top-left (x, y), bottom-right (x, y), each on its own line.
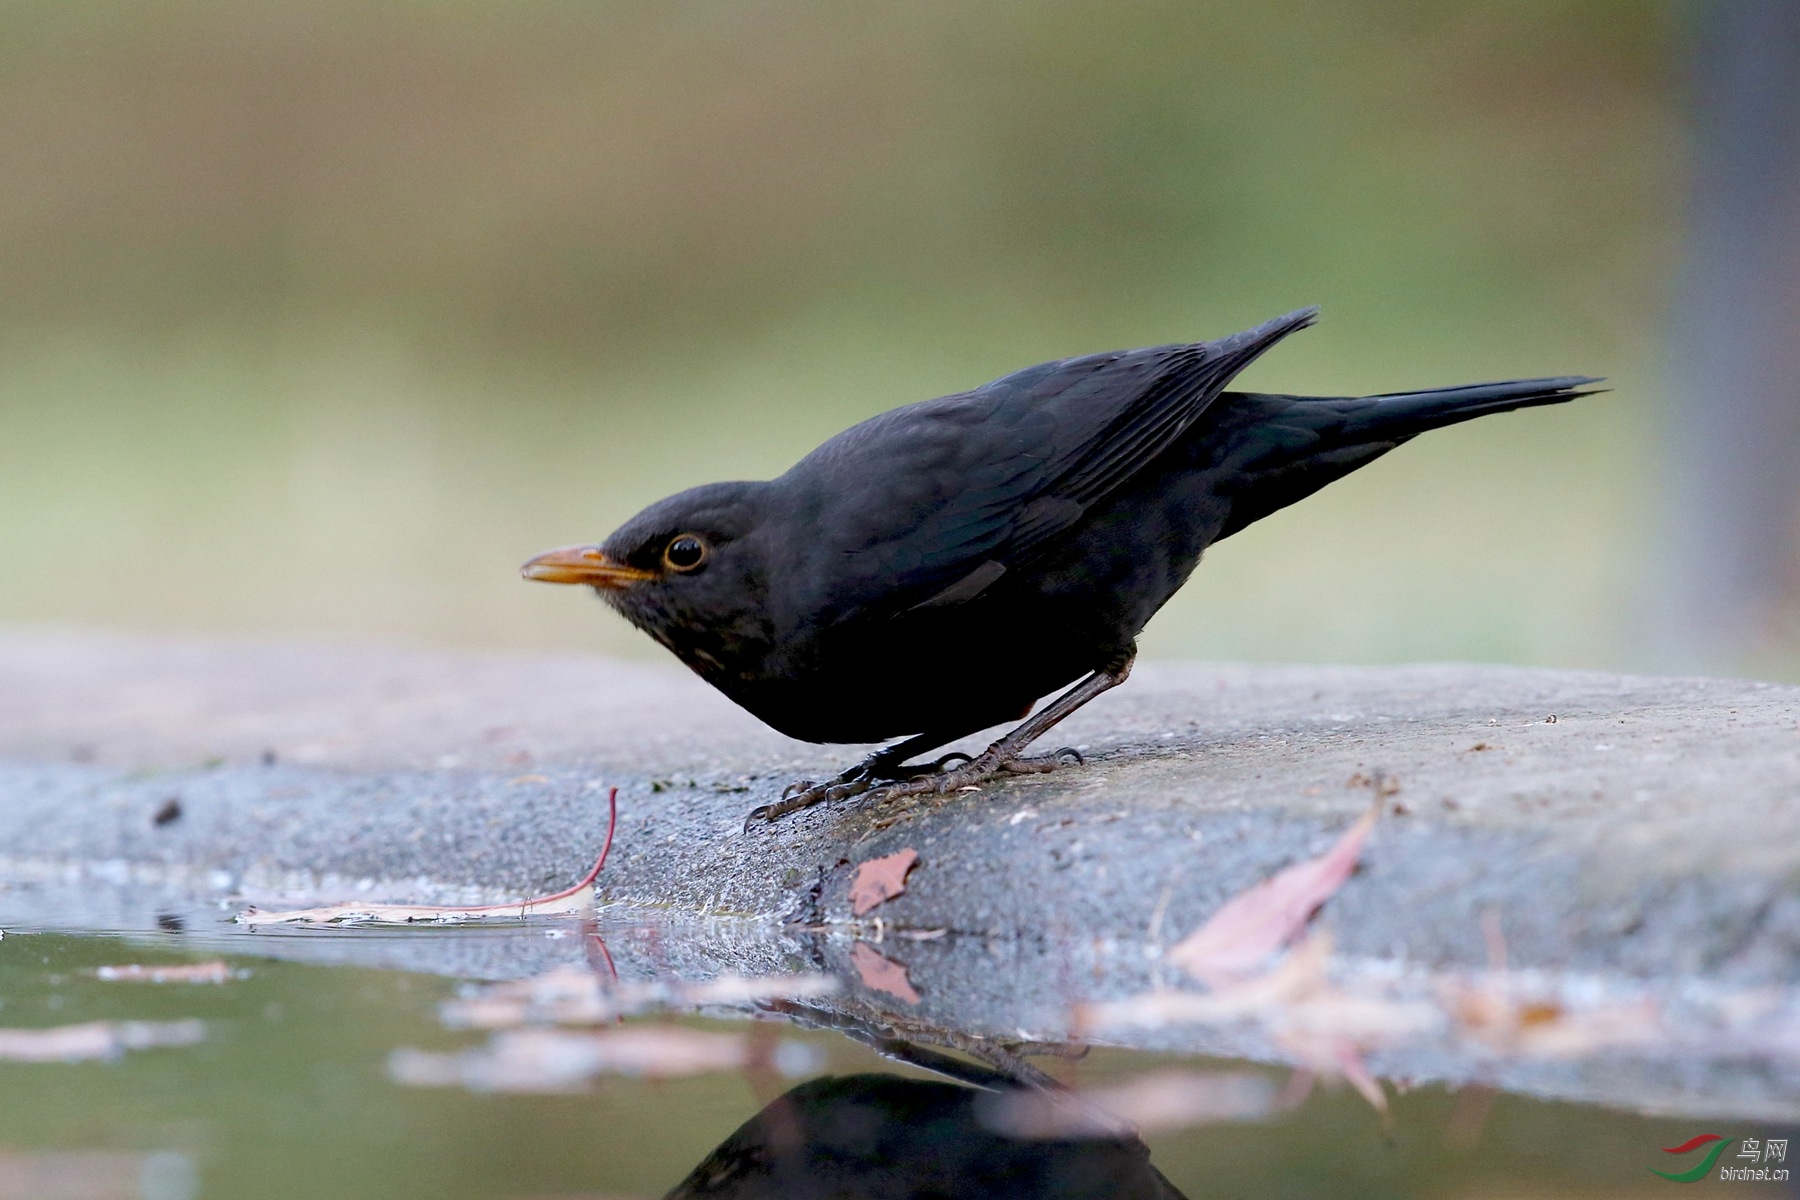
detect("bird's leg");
top-left (864, 652), bottom-right (1135, 805)
top-left (747, 729), bottom-right (954, 826)
top-left (777, 736), bottom-right (944, 798)
top-left (744, 653), bottom-right (1133, 827)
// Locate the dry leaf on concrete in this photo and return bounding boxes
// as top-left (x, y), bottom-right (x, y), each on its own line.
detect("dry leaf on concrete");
top-left (851, 942), bottom-right (921, 1005)
top-left (237, 892), bottom-right (592, 926)
top-left (238, 788), bottom-right (616, 926)
top-left (849, 848), bottom-right (919, 916)
top-left (1169, 807), bottom-right (1376, 985)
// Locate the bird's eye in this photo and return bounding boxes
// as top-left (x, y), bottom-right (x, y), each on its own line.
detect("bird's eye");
top-left (663, 535), bottom-right (709, 572)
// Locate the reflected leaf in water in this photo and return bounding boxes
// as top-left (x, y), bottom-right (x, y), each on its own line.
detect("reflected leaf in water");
top-left (0, 1019), bottom-right (205, 1063)
top-left (0, 1150), bottom-right (197, 1200)
top-left (666, 1074), bottom-right (1187, 1199)
top-left (94, 961), bottom-right (233, 984)
top-left (391, 1026), bottom-right (752, 1093)
top-left (977, 1069), bottom-right (1277, 1139)
top-left (439, 965), bottom-right (837, 1030)
top-left (849, 943), bottom-right (921, 1006)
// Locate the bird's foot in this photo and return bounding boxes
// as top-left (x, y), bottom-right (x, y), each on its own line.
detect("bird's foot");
top-left (746, 770), bottom-right (874, 828)
top-left (745, 750), bottom-right (932, 828)
top-left (861, 745), bottom-right (1085, 805)
top-left (999, 746), bottom-right (1084, 775)
top-left (744, 740), bottom-right (1086, 829)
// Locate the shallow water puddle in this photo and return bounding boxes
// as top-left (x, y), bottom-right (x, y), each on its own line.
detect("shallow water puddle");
top-left (0, 920), bottom-right (1794, 1199)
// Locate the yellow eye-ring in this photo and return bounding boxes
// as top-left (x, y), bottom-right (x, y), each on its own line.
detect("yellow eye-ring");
top-left (663, 535), bottom-right (709, 572)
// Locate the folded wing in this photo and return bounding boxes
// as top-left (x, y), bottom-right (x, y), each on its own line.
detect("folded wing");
top-left (784, 307), bottom-right (1319, 623)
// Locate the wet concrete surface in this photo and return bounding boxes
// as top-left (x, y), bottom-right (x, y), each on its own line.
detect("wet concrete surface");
top-left (4, 628), bottom-right (1800, 1119)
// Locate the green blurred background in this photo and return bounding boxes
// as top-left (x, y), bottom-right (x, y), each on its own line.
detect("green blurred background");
top-left (0, 1), bottom-right (1687, 669)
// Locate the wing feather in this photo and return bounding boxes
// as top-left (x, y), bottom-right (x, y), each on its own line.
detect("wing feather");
top-left (785, 308), bottom-right (1318, 623)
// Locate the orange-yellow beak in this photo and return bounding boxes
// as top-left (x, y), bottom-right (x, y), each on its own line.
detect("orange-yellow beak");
top-left (520, 544), bottom-right (656, 589)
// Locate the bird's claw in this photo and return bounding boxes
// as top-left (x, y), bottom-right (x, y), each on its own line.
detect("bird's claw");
top-left (997, 745), bottom-right (1083, 774)
top-left (745, 771), bottom-right (873, 829)
top-left (901, 743), bottom-right (1086, 793)
top-left (749, 743), bottom-right (1085, 830)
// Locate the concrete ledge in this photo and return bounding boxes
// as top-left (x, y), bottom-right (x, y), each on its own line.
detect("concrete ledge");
top-left (4, 628), bottom-right (1798, 984)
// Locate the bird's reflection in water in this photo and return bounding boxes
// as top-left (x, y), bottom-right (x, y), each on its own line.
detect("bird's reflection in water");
top-left (667, 1072), bottom-right (1188, 1199)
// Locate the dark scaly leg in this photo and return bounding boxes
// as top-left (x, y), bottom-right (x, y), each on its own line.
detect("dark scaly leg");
top-left (744, 728), bottom-right (957, 826)
top-left (745, 651), bottom-right (1134, 827)
top-left (869, 652), bottom-right (1134, 803)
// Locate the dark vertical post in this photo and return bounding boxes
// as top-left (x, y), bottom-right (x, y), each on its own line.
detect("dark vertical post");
top-left (1659, 1), bottom-right (1800, 673)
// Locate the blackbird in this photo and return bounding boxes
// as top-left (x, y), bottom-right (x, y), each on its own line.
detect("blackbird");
top-left (524, 308), bottom-right (1596, 823)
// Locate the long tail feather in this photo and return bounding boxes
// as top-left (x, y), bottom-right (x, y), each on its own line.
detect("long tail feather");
top-left (1337, 375), bottom-right (1603, 439)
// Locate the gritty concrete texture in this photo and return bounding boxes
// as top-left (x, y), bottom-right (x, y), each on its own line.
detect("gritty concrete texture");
top-left (5, 626), bottom-right (1800, 976)
top-left (6, 629), bottom-right (1800, 1119)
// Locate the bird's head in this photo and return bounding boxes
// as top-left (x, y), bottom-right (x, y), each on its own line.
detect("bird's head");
top-left (520, 481), bottom-right (778, 672)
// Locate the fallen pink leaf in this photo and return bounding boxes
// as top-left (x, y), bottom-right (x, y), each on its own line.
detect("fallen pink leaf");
top-left (95, 961), bottom-right (232, 984)
top-left (0, 1020), bottom-right (205, 1063)
top-left (238, 788), bottom-right (616, 926)
top-left (1169, 806), bottom-right (1376, 984)
top-left (851, 942), bottom-right (921, 1005)
top-left (849, 848), bottom-right (919, 916)
top-left (979, 1070), bottom-right (1279, 1140)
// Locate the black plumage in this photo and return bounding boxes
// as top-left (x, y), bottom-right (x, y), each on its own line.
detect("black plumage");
top-left (524, 308), bottom-right (1597, 821)
top-left (666, 1073), bottom-right (1186, 1199)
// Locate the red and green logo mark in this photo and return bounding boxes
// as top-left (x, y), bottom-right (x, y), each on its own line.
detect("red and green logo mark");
top-left (1651, 1134), bottom-right (1735, 1182)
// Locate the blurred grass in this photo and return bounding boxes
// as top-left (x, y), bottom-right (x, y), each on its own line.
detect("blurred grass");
top-left (0, 1), bottom-right (1684, 667)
